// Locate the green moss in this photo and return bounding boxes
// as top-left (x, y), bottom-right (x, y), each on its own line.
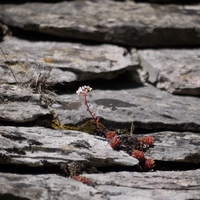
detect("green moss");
top-left (49, 111), bottom-right (130, 137)
top-left (76, 120), bottom-right (104, 135)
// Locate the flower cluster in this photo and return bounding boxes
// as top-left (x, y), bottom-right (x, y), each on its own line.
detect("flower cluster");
top-left (76, 86), bottom-right (156, 171)
top-left (131, 150), bottom-right (145, 161)
top-left (109, 137), bottom-right (120, 149)
top-left (144, 158), bottom-right (155, 169)
top-left (131, 149), bottom-right (155, 170)
top-left (76, 85), bottom-right (96, 121)
top-left (76, 85), bottom-right (92, 96)
top-left (106, 131), bottom-right (117, 141)
top-left (72, 176), bottom-right (90, 185)
top-left (139, 136), bottom-right (155, 147)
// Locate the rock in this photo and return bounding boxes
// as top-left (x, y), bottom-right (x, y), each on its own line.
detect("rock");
top-left (145, 131), bottom-right (200, 164)
top-left (137, 49), bottom-right (200, 95)
top-left (85, 170), bottom-right (200, 200)
top-left (0, 126), bottom-right (138, 167)
top-left (135, 0), bottom-right (200, 4)
top-left (0, 173), bottom-right (105, 200)
top-left (1, 170), bottom-right (200, 200)
top-left (53, 84), bottom-right (200, 132)
top-left (0, 36), bottom-right (137, 83)
top-left (0, 83), bottom-right (55, 123)
top-left (0, 102), bottom-right (49, 123)
top-left (0, 2), bottom-right (200, 47)
top-left (0, 84), bottom-right (41, 103)
top-left (0, 22), bottom-right (8, 41)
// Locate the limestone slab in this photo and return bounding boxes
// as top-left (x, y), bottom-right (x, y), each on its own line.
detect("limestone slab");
top-left (0, 36), bottom-right (136, 83)
top-left (0, 2), bottom-right (200, 47)
top-left (145, 131), bottom-right (200, 164)
top-left (53, 84), bottom-right (200, 132)
top-left (0, 126), bottom-right (138, 167)
top-left (137, 49), bottom-right (200, 95)
top-left (0, 102), bottom-right (49, 122)
top-left (0, 173), bottom-right (105, 200)
top-left (1, 170), bottom-right (200, 200)
top-left (135, 0), bottom-right (200, 3)
top-left (86, 170), bottom-right (200, 200)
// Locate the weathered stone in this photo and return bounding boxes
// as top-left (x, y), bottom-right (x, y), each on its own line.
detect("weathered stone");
top-left (0, 36), bottom-right (137, 83)
top-left (0, 173), bottom-right (105, 200)
top-left (1, 170), bottom-right (200, 200)
top-left (137, 49), bottom-right (200, 95)
top-left (145, 131), bottom-right (200, 164)
top-left (0, 22), bottom-right (8, 40)
top-left (52, 84), bottom-right (200, 132)
top-left (135, 0), bottom-right (200, 3)
top-left (0, 102), bottom-right (49, 122)
top-left (0, 126), bottom-right (138, 167)
top-left (0, 2), bottom-right (200, 47)
top-left (85, 170), bottom-right (200, 200)
top-left (0, 84), bottom-right (41, 103)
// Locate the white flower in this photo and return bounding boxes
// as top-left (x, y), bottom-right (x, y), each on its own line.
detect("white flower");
top-left (76, 85), bottom-right (92, 96)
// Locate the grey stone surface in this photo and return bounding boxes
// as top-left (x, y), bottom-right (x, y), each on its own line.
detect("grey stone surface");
top-left (1, 170), bottom-right (200, 200)
top-left (0, 1), bottom-right (200, 199)
top-left (0, 126), bottom-right (138, 167)
top-left (85, 170), bottom-right (200, 200)
top-left (0, 102), bottom-right (49, 122)
top-left (0, 36), bottom-right (137, 83)
top-left (53, 84), bottom-right (200, 132)
top-left (135, 0), bottom-right (200, 3)
top-left (145, 131), bottom-right (200, 163)
top-left (0, 2), bottom-right (200, 47)
top-left (137, 49), bottom-right (200, 95)
top-left (0, 84), bottom-right (41, 103)
top-left (0, 173), bottom-right (105, 200)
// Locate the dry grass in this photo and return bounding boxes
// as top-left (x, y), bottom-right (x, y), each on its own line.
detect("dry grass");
top-left (24, 66), bottom-right (58, 105)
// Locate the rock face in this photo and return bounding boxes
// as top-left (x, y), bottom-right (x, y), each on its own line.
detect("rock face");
top-left (0, 173), bottom-right (106, 200)
top-left (1, 170), bottom-right (200, 200)
top-left (138, 49), bottom-right (200, 95)
top-left (0, 36), bottom-right (137, 83)
top-left (0, 1), bottom-right (200, 47)
top-left (0, 0), bottom-right (200, 199)
top-left (85, 170), bottom-right (200, 200)
top-left (145, 131), bottom-right (200, 164)
top-left (54, 85), bottom-right (200, 132)
top-left (0, 126), bottom-right (138, 167)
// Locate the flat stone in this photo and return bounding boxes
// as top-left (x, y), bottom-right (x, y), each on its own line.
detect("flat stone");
top-left (0, 126), bottom-right (138, 167)
top-left (137, 49), bottom-right (200, 95)
top-left (145, 131), bottom-right (200, 164)
top-left (0, 102), bottom-right (49, 122)
top-left (85, 170), bottom-right (200, 200)
top-left (53, 84), bottom-right (200, 132)
top-left (135, 0), bottom-right (200, 3)
top-left (0, 84), bottom-right (41, 103)
top-left (0, 2), bottom-right (200, 47)
top-left (0, 173), bottom-right (105, 200)
top-left (1, 170), bottom-right (200, 200)
top-left (0, 36), bottom-right (136, 83)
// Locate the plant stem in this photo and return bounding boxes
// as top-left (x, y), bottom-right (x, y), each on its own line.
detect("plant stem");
top-left (83, 95), bottom-right (96, 120)
top-left (0, 47), bottom-right (18, 84)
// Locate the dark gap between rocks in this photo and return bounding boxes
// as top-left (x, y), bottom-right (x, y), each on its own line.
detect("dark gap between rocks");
top-left (0, 160), bottom-right (199, 177)
top-left (6, 26), bottom-right (200, 49)
top-left (155, 161), bottom-right (200, 171)
top-left (52, 76), bottom-right (143, 95)
top-left (0, 163), bottom-right (61, 175)
top-left (1, 117), bottom-right (200, 135)
top-left (5, 27), bottom-right (116, 46)
top-left (0, 193), bottom-right (29, 200)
